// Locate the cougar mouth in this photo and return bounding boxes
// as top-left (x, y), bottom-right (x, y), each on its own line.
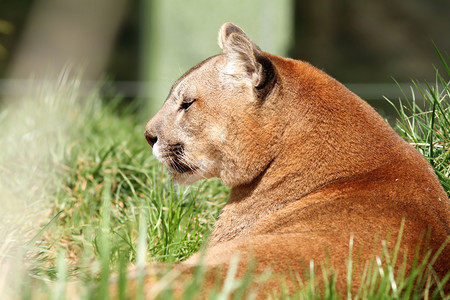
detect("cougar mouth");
top-left (169, 160), bottom-right (197, 174)
top-left (163, 143), bottom-right (198, 174)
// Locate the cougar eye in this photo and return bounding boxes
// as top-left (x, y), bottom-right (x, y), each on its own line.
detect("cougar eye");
top-left (179, 98), bottom-right (196, 111)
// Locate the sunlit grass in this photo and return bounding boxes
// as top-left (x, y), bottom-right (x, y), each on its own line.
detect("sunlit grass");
top-left (387, 46), bottom-right (449, 196)
top-left (0, 73), bottom-right (99, 298)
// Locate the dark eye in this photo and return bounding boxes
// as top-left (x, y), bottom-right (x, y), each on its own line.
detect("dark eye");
top-left (179, 98), bottom-right (196, 111)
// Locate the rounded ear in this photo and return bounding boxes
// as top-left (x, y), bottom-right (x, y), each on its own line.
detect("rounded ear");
top-left (218, 22), bottom-right (248, 50)
top-left (217, 23), bottom-right (275, 97)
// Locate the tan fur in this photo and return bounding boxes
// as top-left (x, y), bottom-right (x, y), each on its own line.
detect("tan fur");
top-left (144, 23), bottom-right (449, 295)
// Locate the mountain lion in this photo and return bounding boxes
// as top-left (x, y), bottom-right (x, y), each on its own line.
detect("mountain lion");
top-left (144, 23), bottom-right (449, 295)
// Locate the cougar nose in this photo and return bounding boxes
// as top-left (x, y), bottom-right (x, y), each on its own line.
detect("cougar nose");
top-left (145, 130), bottom-right (158, 147)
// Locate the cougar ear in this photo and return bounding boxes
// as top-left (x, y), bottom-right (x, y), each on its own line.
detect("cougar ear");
top-left (218, 23), bottom-right (275, 95)
top-left (218, 22), bottom-right (248, 50)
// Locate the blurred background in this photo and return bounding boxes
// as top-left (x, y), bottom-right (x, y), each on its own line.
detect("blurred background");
top-left (0, 0), bottom-right (449, 118)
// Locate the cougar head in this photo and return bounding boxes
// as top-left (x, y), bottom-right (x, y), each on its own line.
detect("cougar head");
top-left (145, 23), bottom-right (279, 186)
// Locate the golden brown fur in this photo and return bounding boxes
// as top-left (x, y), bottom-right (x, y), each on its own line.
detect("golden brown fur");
top-left (144, 23), bottom-right (449, 295)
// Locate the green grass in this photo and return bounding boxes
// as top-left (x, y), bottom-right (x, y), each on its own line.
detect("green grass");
top-left (0, 54), bottom-right (449, 299)
top-left (387, 46), bottom-right (449, 196)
